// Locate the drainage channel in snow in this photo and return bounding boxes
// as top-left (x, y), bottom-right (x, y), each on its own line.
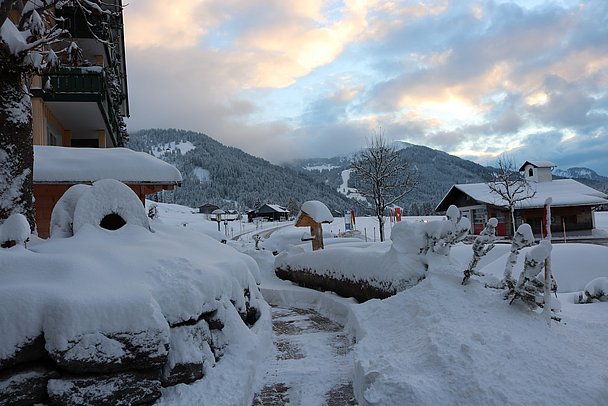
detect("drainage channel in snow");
top-left (253, 305), bottom-right (357, 406)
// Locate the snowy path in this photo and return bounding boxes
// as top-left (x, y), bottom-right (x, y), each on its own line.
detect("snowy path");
top-left (252, 305), bottom-right (357, 406)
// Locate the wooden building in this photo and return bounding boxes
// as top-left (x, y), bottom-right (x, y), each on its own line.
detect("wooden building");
top-left (28, 0), bottom-right (182, 238)
top-left (436, 160), bottom-right (608, 236)
top-left (248, 204), bottom-right (290, 222)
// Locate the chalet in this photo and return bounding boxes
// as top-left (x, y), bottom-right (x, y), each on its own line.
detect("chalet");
top-left (199, 204), bottom-right (220, 214)
top-left (28, 1), bottom-right (182, 237)
top-left (436, 160), bottom-right (608, 236)
top-left (248, 204), bottom-right (289, 222)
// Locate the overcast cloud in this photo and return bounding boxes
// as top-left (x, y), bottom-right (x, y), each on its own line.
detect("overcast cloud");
top-left (124, 0), bottom-right (608, 174)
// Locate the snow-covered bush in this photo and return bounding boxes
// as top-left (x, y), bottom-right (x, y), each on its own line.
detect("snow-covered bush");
top-left (148, 204), bottom-right (159, 220)
top-left (462, 218), bottom-right (498, 284)
top-left (421, 205), bottom-right (470, 256)
top-left (581, 277), bottom-right (608, 303)
top-left (0, 213), bottom-right (30, 248)
top-left (502, 223), bottom-right (535, 289)
top-left (50, 184), bottom-right (90, 238)
top-left (508, 240), bottom-right (557, 310)
top-left (72, 179), bottom-right (150, 234)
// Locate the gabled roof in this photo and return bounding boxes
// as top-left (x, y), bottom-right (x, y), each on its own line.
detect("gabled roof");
top-left (34, 146), bottom-right (182, 185)
top-left (437, 179), bottom-right (608, 211)
top-left (257, 204), bottom-right (289, 214)
top-left (518, 160), bottom-right (557, 171)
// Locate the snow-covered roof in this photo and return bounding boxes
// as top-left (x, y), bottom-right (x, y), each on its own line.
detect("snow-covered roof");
top-left (444, 179), bottom-right (608, 209)
top-left (299, 200), bottom-right (334, 223)
top-left (34, 146), bottom-right (182, 184)
top-left (518, 160), bottom-right (557, 171)
top-left (264, 204), bottom-right (289, 213)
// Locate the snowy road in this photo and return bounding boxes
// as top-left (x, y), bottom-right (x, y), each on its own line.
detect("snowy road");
top-left (253, 305), bottom-right (357, 406)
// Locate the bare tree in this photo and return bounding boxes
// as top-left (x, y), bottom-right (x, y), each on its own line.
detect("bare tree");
top-left (0, 1), bottom-right (121, 230)
top-left (351, 130), bottom-right (418, 242)
top-left (487, 155), bottom-right (536, 237)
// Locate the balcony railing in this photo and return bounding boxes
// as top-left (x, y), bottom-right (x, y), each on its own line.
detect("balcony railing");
top-left (33, 67), bottom-right (121, 146)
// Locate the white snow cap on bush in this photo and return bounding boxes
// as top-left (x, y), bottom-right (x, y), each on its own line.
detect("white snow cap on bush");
top-left (50, 184), bottom-right (91, 238)
top-left (584, 277), bottom-right (608, 301)
top-left (299, 200), bottom-right (333, 223)
top-left (0, 213), bottom-right (30, 244)
top-left (72, 179), bottom-right (150, 234)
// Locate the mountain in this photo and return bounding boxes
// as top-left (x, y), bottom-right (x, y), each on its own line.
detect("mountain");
top-left (287, 144), bottom-right (494, 215)
top-left (127, 129), bottom-right (357, 212)
top-left (553, 167), bottom-right (608, 191)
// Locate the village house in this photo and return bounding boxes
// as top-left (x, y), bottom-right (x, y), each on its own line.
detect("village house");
top-left (28, 1), bottom-right (181, 237)
top-left (248, 204), bottom-right (290, 222)
top-left (436, 160), bottom-right (608, 237)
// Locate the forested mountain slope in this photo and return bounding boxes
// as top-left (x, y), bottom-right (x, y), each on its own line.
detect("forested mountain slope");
top-left (128, 129), bottom-right (356, 212)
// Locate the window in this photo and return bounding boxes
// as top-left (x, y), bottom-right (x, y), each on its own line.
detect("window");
top-left (528, 168), bottom-right (534, 177)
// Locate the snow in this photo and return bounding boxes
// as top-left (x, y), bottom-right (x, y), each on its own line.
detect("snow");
top-left (337, 169), bottom-right (367, 203)
top-left (0, 19), bottom-right (27, 55)
top-left (448, 178), bottom-right (608, 208)
top-left (50, 184), bottom-right (90, 238)
top-left (192, 167), bottom-right (210, 182)
top-left (520, 160), bottom-right (557, 169)
top-left (0, 208), bottom-right (266, 390)
top-left (476, 243), bottom-right (608, 293)
top-left (33, 146), bottom-right (182, 184)
top-left (151, 141), bottom-right (196, 157)
top-left (0, 213), bottom-right (30, 244)
top-left (304, 164), bottom-right (340, 171)
top-left (3, 198), bottom-right (608, 405)
top-left (299, 200), bottom-right (333, 223)
top-left (584, 277), bottom-right (608, 300)
top-left (71, 179), bottom-right (150, 234)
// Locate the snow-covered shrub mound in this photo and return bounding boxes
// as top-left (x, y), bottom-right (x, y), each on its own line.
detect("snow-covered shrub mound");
top-left (582, 277), bottom-right (608, 302)
top-left (72, 179), bottom-right (150, 234)
top-left (0, 213), bottom-right (30, 248)
top-left (0, 222), bottom-right (268, 405)
top-left (49, 183), bottom-right (90, 238)
top-left (275, 209), bottom-right (469, 301)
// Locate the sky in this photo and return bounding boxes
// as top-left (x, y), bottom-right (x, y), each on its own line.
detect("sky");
top-left (123, 0), bottom-right (608, 174)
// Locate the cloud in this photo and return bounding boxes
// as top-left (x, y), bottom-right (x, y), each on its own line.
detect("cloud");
top-left (123, 0), bottom-right (608, 175)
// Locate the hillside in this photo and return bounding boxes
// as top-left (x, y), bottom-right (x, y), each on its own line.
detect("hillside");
top-left (127, 129), bottom-right (356, 212)
top-left (288, 144), bottom-right (493, 214)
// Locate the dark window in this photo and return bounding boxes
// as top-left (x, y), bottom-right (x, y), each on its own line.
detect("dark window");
top-left (100, 213), bottom-right (126, 230)
top-left (528, 168), bottom-right (534, 177)
top-left (71, 139), bottom-right (99, 147)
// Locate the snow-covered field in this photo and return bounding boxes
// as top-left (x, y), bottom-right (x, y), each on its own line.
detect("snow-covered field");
top-left (153, 203), bottom-right (608, 405)
top-left (2, 200), bottom-right (607, 405)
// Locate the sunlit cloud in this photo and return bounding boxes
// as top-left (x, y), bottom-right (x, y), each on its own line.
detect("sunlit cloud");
top-left (123, 0), bottom-right (608, 173)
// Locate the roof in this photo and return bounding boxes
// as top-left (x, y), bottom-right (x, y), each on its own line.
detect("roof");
top-left (258, 204), bottom-right (289, 214)
top-left (438, 179), bottom-right (608, 210)
top-left (34, 146), bottom-right (182, 185)
top-left (298, 200), bottom-right (333, 224)
top-left (518, 160), bottom-right (557, 171)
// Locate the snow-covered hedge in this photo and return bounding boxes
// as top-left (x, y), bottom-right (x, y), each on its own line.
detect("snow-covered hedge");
top-left (0, 219), bottom-right (266, 404)
top-left (274, 206), bottom-right (470, 301)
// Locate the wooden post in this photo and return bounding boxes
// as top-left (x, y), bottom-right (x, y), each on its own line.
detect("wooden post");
top-left (311, 223), bottom-right (324, 251)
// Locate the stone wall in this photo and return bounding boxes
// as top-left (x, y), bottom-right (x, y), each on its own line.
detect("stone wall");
top-left (0, 290), bottom-right (260, 406)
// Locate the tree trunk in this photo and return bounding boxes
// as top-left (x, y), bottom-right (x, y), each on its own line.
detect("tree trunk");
top-left (0, 69), bottom-right (35, 231)
top-left (377, 213), bottom-right (385, 242)
top-left (510, 207), bottom-right (516, 238)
